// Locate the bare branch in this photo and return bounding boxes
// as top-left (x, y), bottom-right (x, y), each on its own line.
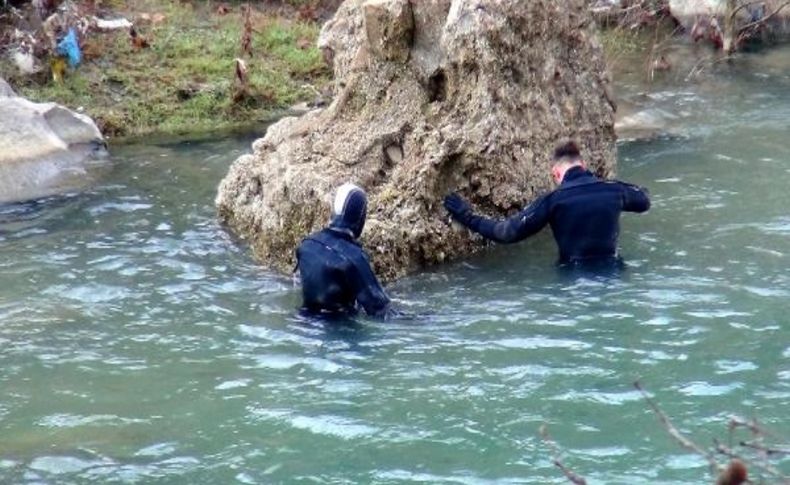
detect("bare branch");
top-left (539, 424), bottom-right (588, 485)
top-left (740, 441), bottom-right (790, 456)
top-left (634, 381), bottom-right (723, 475)
top-left (730, 416), bottom-right (761, 437)
top-left (729, 414), bottom-right (790, 479)
top-left (685, 52), bottom-right (735, 82)
top-left (729, 415), bottom-right (784, 441)
top-left (738, 441), bottom-right (790, 455)
top-left (737, 0), bottom-right (790, 34)
top-left (729, 0), bottom-right (769, 23)
top-left (715, 439), bottom-right (790, 482)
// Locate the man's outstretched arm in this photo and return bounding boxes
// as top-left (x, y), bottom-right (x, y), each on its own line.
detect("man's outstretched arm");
top-left (619, 182), bottom-right (651, 213)
top-left (444, 193), bottom-right (551, 244)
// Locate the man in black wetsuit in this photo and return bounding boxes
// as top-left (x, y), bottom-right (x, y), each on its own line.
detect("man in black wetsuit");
top-left (443, 141), bottom-right (650, 266)
top-left (296, 183), bottom-right (392, 318)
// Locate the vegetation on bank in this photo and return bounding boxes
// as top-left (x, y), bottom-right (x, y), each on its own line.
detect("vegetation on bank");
top-left (1, 1), bottom-right (332, 139)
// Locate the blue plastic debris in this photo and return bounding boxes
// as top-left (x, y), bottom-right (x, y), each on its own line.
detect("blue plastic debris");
top-left (56, 28), bottom-right (81, 68)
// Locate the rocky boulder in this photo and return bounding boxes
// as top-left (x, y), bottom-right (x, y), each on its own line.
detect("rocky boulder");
top-left (0, 79), bottom-right (108, 204)
top-left (216, 0), bottom-right (617, 281)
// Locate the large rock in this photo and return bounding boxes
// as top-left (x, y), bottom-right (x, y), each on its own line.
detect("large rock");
top-left (669, 0), bottom-right (726, 20)
top-left (216, 0), bottom-right (617, 280)
top-left (0, 79), bottom-right (108, 204)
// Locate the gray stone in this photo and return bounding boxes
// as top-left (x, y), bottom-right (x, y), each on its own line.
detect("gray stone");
top-left (217, 0), bottom-right (617, 280)
top-left (0, 78), bottom-right (15, 97)
top-left (615, 108), bottom-right (681, 142)
top-left (0, 84), bottom-right (108, 204)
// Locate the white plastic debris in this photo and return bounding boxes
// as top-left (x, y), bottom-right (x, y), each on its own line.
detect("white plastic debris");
top-left (92, 17), bottom-right (133, 31)
top-left (12, 50), bottom-right (39, 74)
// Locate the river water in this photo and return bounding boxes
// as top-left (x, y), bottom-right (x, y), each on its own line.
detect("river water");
top-left (1, 49), bottom-right (789, 484)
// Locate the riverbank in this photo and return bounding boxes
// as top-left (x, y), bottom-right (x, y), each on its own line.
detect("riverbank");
top-left (0, 1), bottom-right (333, 139)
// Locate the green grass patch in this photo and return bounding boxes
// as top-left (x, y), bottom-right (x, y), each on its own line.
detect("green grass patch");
top-left (2, 0), bottom-right (330, 139)
top-left (599, 27), bottom-right (648, 59)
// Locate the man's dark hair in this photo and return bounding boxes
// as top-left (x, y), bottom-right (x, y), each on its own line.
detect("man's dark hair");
top-left (553, 141), bottom-right (582, 161)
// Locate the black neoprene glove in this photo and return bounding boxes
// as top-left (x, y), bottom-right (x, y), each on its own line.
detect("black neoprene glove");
top-left (444, 193), bottom-right (473, 226)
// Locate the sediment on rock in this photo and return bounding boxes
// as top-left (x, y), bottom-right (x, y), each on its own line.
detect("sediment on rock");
top-left (216, 0), bottom-right (617, 281)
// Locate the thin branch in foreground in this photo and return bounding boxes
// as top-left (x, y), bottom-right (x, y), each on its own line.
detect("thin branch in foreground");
top-left (633, 380), bottom-right (723, 475)
top-left (729, 415), bottom-right (784, 442)
top-left (714, 438), bottom-right (789, 482)
top-left (539, 424), bottom-right (588, 485)
top-left (740, 441), bottom-right (790, 457)
top-left (684, 54), bottom-right (734, 81)
top-left (737, 0), bottom-right (790, 35)
top-left (729, 0), bottom-right (770, 24)
top-left (738, 414), bottom-right (771, 479)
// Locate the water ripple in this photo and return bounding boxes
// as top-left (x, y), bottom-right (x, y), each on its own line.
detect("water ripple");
top-left (1, 115), bottom-right (789, 483)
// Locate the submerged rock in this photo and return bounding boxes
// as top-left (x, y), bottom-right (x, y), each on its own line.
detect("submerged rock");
top-left (615, 107), bottom-right (682, 142)
top-left (0, 79), bottom-right (108, 204)
top-left (216, 0), bottom-right (617, 280)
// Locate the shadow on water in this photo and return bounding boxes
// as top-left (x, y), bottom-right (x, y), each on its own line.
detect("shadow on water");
top-left (292, 308), bottom-right (365, 330)
top-left (281, 310), bottom-right (377, 357)
top-left (0, 193), bottom-right (85, 236)
top-left (556, 257), bottom-right (629, 282)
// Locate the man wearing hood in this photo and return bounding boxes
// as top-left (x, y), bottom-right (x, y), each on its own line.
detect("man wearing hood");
top-left (443, 141), bottom-right (651, 266)
top-left (295, 183), bottom-right (392, 318)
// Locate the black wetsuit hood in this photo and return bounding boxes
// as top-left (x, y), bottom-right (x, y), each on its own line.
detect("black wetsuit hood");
top-left (329, 184), bottom-right (367, 239)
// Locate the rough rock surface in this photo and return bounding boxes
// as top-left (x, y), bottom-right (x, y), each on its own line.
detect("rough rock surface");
top-left (217, 0), bottom-right (617, 281)
top-left (0, 78), bottom-right (108, 204)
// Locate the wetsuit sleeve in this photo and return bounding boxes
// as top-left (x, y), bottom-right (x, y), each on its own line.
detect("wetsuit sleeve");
top-left (351, 252), bottom-right (391, 318)
top-left (619, 182), bottom-right (651, 213)
top-left (465, 194), bottom-right (552, 244)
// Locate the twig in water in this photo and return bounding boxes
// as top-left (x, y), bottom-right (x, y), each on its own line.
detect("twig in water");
top-left (685, 54), bottom-right (732, 82)
top-left (714, 438), bottom-right (790, 482)
top-left (729, 415), bottom-right (784, 441)
top-left (732, 414), bottom-right (770, 479)
top-left (634, 380), bottom-right (723, 475)
top-left (539, 424), bottom-right (587, 485)
top-left (740, 441), bottom-right (790, 457)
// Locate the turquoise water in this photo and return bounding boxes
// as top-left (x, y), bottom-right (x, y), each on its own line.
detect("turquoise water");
top-left (2, 54), bottom-right (790, 483)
